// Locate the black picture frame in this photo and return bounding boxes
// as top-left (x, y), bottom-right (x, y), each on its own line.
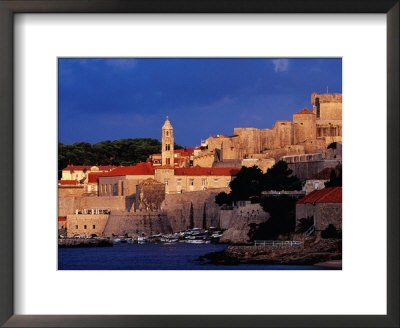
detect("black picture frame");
top-left (0, 1), bottom-right (398, 327)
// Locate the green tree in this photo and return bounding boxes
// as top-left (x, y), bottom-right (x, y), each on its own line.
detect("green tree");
top-left (229, 165), bottom-right (264, 201)
top-left (250, 195), bottom-right (298, 240)
top-left (262, 160), bottom-right (302, 191)
top-left (58, 138), bottom-right (185, 178)
top-left (215, 191), bottom-right (231, 206)
top-left (202, 203), bottom-right (207, 230)
top-left (325, 165), bottom-right (342, 187)
top-left (189, 202), bottom-right (194, 229)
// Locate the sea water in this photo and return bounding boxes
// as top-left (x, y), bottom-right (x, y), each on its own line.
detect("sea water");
top-left (58, 243), bottom-right (335, 270)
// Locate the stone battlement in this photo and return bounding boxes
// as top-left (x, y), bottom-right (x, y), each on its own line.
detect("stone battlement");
top-left (311, 93), bottom-right (342, 104)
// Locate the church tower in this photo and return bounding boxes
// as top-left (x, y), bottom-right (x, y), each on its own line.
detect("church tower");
top-left (161, 116), bottom-right (174, 166)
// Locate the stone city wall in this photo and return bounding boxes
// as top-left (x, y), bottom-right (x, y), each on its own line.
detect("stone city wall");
top-left (162, 188), bottom-right (228, 232)
top-left (58, 185), bottom-right (85, 197)
top-left (65, 214), bottom-right (109, 237)
top-left (315, 203), bottom-right (342, 231)
top-left (219, 204), bottom-right (270, 244)
top-left (241, 158), bottom-right (275, 173)
top-left (58, 195), bottom-right (132, 216)
top-left (103, 212), bottom-right (173, 237)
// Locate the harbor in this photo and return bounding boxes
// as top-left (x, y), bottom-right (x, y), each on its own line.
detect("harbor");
top-left (58, 227), bottom-right (224, 247)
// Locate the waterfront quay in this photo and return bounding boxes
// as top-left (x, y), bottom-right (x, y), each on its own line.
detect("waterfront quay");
top-left (58, 227), bottom-right (224, 247)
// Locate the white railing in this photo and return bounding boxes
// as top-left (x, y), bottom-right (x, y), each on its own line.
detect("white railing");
top-left (254, 240), bottom-right (303, 246)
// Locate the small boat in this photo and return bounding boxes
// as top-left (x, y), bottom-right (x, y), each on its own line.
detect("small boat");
top-left (137, 236), bottom-right (148, 244)
top-left (112, 238), bottom-right (121, 244)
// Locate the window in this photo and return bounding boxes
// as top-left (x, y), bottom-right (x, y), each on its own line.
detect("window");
top-left (84, 225), bottom-right (87, 229)
top-left (201, 179), bottom-right (206, 186)
top-left (190, 179), bottom-right (194, 186)
top-left (93, 225), bottom-right (96, 229)
top-left (226, 180), bottom-right (230, 187)
top-left (166, 131), bottom-right (169, 136)
top-left (166, 158), bottom-right (170, 165)
top-left (61, 225), bottom-right (64, 229)
top-left (165, 144), bottom-right (170, 151)
top-left (214, 179), bottom-right (218, 185)
top-left (314, 183), bottom-right (319, 190)
top-left (177, 179), bottom-right (181, 186)
top-left (75, 225), bottom-right (78, 229)
top-left (165, 180), bottom-right (169, 186)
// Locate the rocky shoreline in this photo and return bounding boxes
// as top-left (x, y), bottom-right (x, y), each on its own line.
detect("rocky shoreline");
top-left (58, 238), bottom-right (113, 248)
top-left (198, 238), bottom-right (342, 267)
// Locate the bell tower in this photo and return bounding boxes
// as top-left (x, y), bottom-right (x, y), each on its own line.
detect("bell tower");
top-left (161, 116), bottom-right (174, 166)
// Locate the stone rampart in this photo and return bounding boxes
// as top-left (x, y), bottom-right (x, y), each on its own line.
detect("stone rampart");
top-left (162, 188), bottom-right (228, 231)
top-left (58, 195), bottom-right (133, 216)
top-left (219, 204), bottom-right (270, 244)
top-left (103, 212), bottom-right (172, 237)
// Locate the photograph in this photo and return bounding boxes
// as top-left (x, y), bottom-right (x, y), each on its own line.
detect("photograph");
top-left (57, 58), bottom-right (342, 270)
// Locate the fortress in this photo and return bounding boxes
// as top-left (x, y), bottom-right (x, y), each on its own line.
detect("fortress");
top-left (58, 91), bottom-right (342, 238)
top-left (201, 92), bottom-right (342, 166)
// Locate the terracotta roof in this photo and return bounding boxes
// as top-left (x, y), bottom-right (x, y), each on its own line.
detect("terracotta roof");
top-left (99, 162), bottom-right (155, 177)
top-left (210, 134), bottom-right (226, 139)
top-left (58, 180), bottom-right (78, 185)
top-left (174, 167), bottom-right (240, 176)
top-left (174, 149), bottom-right (193, 156)
top-left (295, 108), bottom-right (314, 115)
top-left (88, 172), bottom-right (110, 183)
top-left (62, 165), bottom-right (116, 171)
top-left (297, 187), bottom-right (342, 204)
top-left (58, 216), bottom-right (67, 221)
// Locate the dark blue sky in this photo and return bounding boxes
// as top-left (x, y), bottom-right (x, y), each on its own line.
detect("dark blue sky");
top-left (58, 58), bottom-right (342, 147)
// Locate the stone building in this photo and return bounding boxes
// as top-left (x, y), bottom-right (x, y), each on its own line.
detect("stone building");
top-left (135, 178), bottom-right (165, 211)
top-left (198, 92), bottom-right (342, 165)
top-left (304, 167), bottom-right (340, 194)
top-left (61, 165), bottom-right (116, 182)
top-left (296, 187), bottom-right (342, 232)
top-left (96, 117), bottom-right (240, 196)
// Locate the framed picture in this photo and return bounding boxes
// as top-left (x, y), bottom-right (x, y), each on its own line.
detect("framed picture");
top-left (0, 0), bottom-right (398, 327)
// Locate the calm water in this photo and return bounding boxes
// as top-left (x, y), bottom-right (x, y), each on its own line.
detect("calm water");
top-left (58, 243), bottom-right (333, 270)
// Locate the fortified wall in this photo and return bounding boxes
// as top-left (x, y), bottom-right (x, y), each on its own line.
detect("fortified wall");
top-left (202, 92), bottom-right (342, 166)
top-left (58, 195), bottom-right (135, 217)
top-left (281, 146), bottom-right (342, 182)
top-left (219, 203), bottom-right (270, 244)
top-left (103, 212), bottom-right (173, 237)
top-left (161, 188), bottom-right (229, 232)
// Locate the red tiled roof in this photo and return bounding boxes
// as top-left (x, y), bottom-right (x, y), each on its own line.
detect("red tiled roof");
top-left (210, 134), bottom-right (226, 139)
top-left (174, 167), bottom-right (240, 176)
top-left (297, 187), bottom-right (342, 204)
top-left (174, 149), bottom-right (193, 156)
top-left (88, 172), bottom-right (110, 183)
top-left (295, 108), bottom-right (314, 115)
top-left (99, 162), bottom-right (155, 177)
top-left (62, 165), bottom-right (116, 171)
top-left (58, 216), bottom-right (67, 221)
top-left (58, 180), bottom-right (78, 185)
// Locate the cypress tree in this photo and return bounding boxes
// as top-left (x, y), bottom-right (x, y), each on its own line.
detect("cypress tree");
top-left (189, 202), bottom-right (194, 229)
top-left (202, 203), bottom-right (207, 230)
